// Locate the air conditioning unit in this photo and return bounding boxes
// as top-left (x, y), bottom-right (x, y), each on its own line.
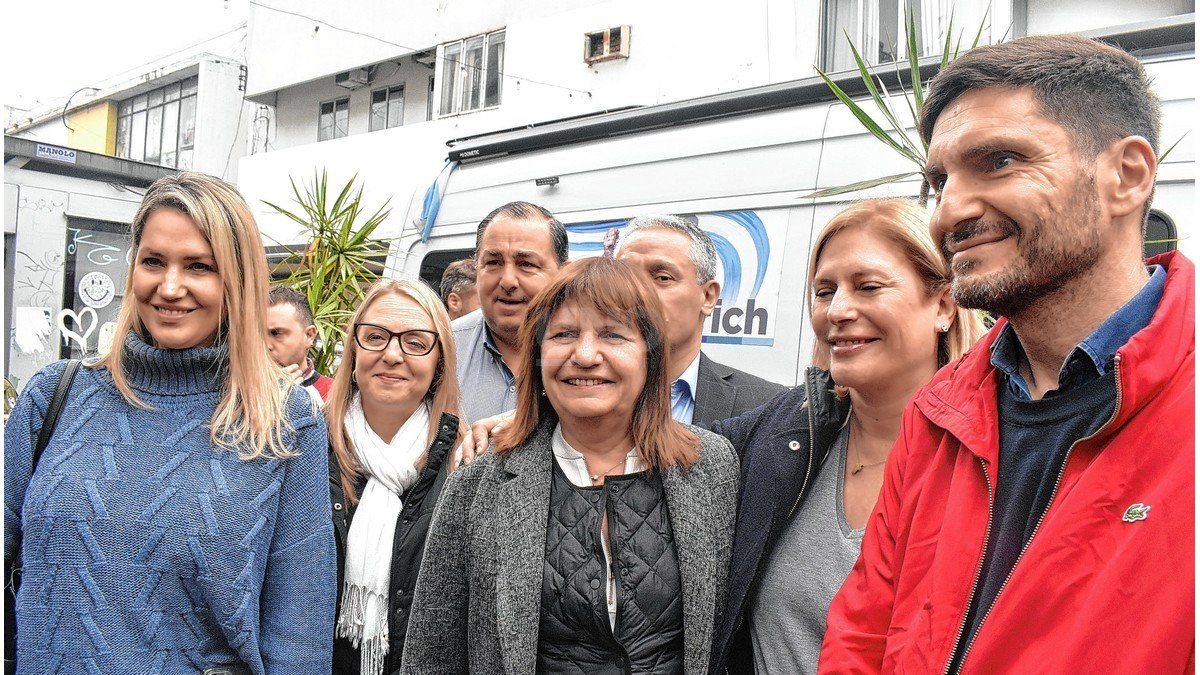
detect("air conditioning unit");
top-left (584, 25), bottom-right (631, 64)
top-left (335, 66), bottom-right (375, 89)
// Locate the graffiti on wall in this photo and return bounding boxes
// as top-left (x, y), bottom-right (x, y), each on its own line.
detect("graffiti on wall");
top-left (13, 307), bottom-right (53, 355)
top-left (14, 250), bottom-right (64, 307)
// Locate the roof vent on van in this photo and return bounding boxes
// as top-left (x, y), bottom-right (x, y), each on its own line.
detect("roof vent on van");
top-left (584, 26), bottom-right (630, 64)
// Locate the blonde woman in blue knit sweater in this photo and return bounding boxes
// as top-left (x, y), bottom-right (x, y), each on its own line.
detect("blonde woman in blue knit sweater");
top-left (3, 173), bottom-right (335, 674)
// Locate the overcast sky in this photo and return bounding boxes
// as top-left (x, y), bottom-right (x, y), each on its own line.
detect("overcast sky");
top-left (4, 0), bottom-right (250, 112)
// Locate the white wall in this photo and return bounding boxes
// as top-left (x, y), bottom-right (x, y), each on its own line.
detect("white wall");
top-left (261, 0), bottom-right (831, 154)
top-left (245, 0), bottom-right (604, 99)
top-left (195, 58), bottom-right (252, 181)
top-left (1026, 0), bottom-right (1193, 35)
top-left (12, 120), bottom-right (69, 146)
top-left (273, 57), bottom-right (436, 149)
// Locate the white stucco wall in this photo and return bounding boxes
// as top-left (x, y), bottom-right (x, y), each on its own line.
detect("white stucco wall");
top-left (194, 58), bottom-right (253, 181)
top-left (272, 57), bottom-right (437, 150)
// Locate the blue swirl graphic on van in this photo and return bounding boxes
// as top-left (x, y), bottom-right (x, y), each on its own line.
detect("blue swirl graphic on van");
top-left (711, 211), bottom-right (769, 297)
top-left (565, 211), bottom-right (770, 303)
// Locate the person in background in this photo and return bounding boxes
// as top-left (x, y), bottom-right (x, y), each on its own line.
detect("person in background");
top-left (616, 215), bottom-right (785, 428)
top-left (403, 257), bottom-right (739, 674)
top-left (602, 226), bottom-right (620, 257)
top-left (267, 285), bottom-right (334, 404)
top-left (326, 279), bottom-right (465, 675)
top-left (455, 216), bottom-right (788, 465)
top-left (708, 198), bottom-right (985, 674)
top-left (4, 173), bottom-right (335, 674)
top-left (439, 258), bottom-right (480, 321)
top-left (452, 201), bottom-right (568, 423)
top-left (821, 35), bottom-right (1194, 674)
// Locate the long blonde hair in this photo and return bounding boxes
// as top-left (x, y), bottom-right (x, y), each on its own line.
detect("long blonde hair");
top-left (94, 172), bottom-right (292, 459)
top-left (808, 198), bottom-right (987, 370)
top-left (326, 279), bottom-right (466, 503)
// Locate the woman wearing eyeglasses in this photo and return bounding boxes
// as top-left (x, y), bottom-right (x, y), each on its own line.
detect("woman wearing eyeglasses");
top-left (325, 279), bottom-right (466, 675)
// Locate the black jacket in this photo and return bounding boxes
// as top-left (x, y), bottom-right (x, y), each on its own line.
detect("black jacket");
top-left (692, 353), bottom-right (787, 430)
top-left (329, 412), bottom-right (460, 675)
top-left (707, 367), bottom-right (850, 674)
top-left (538, 463), bottom-right (684, 674)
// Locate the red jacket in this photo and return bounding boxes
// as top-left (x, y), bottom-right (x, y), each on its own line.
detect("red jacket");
top-left (820, 252), bottom-right (1195, 674)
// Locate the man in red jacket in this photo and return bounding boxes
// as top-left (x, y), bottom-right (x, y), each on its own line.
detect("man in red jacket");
top-left (820, 34), bottom-right (1194, 674)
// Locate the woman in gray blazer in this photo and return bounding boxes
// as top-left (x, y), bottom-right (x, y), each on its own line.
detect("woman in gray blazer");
top-left (401, 257), bottom-right (739, 675)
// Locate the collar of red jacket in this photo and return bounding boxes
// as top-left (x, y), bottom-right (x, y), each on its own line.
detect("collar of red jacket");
top-left (914, 250), bottom-right (1194, 464)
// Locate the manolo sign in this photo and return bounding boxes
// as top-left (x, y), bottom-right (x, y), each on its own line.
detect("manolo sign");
top-left (35, 144), bottom-right (78, 164)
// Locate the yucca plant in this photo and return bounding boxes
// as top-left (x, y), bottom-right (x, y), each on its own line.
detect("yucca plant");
top-left (809, 6), bottom-right (992, 204)
top-left (264, 170), bottom-right (392, 373)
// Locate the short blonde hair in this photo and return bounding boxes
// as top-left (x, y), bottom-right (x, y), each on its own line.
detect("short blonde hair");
top-left (808, 198), bottom-right (987, 370)
top-left (325, 279), bottom-right (466, 504)
top-left (95, 172), bottom-right (292, 460)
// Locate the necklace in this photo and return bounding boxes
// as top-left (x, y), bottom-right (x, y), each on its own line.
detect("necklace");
top-left (589, 455), bottom-right (628, 483)
top-left (848, 410), bottom-right (889, 476)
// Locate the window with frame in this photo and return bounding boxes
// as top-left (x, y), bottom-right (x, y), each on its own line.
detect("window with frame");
top-left (115, 76), bottom-right (198, 169)
top-left (437, 29), bottom-right (505, 117)
top-left (318, 98), bottom-right (350, 141)
top-left (821, 0), bottom-right (990, 72)
top-left (369, 85), bottom-right (405, 131)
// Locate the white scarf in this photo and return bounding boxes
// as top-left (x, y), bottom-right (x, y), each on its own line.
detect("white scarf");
top-left (336, 393), bottom-right (429, 675)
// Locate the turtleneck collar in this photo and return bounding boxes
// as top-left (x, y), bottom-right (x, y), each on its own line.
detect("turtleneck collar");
top-left (119, 331), bottom-right (228, 396)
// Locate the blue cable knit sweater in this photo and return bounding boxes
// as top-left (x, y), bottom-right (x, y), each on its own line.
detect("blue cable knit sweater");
top-left (3, 334), bottom-right (336, 674)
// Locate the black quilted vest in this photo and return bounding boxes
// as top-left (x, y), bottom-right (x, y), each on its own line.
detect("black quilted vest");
top-left (537, 461), bottom-right (684, 674)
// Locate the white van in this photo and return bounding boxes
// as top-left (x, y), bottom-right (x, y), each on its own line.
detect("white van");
top-left (385, 31), bottom-right (1194, 387)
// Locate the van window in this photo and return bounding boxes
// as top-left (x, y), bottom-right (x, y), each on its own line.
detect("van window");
top-left (421, 249), bottom-right (475, 289)
top-left (1144, 209), bottom-right (1177, 258)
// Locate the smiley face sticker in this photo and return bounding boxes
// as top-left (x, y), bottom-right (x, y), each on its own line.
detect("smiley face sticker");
top-left (79, 271), bottom-right (116, 309)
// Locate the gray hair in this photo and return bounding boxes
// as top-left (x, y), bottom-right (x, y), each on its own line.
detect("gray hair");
top-left (619, 215), bottom-right (718, 285)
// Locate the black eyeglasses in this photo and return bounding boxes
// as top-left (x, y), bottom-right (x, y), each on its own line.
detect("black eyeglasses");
top-left (353, 323), bottom-right (439, 356)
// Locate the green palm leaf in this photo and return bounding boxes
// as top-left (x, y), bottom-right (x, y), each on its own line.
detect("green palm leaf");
top-left (265, 172), bottom-right (390, 373)
top-left (801, 171), bottom-right (923, 199)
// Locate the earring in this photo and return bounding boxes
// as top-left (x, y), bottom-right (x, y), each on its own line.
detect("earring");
top-left (350, 372), bottom-right (357, 385)
top-left (937, 323), bottom-right (950, 333)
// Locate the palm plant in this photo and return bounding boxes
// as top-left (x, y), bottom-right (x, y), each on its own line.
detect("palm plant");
top-left (808, 7), bottom-right (1186, 208)
top-left (809, 6), bottom-right (991, 204)
top-left (264, 170), bottom-right (391, 373)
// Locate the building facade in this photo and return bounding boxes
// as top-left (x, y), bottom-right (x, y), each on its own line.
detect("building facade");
top-left (7, 46), bottom-right (250, 182)
top-left (237, 0), bottom-right (1192, 249)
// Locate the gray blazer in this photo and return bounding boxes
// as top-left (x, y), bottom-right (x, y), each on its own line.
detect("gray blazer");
top-left (400, 419), bottom-right (740, 675)
top-left (692, 352), bottom-right (787, 430)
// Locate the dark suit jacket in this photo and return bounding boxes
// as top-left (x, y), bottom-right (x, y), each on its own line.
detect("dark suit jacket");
top-left (692, 352), bottom-right (787, 430)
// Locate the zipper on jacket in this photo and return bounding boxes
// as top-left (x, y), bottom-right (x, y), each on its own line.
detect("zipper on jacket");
top-left (948, 354), bottom-right (1124, 674)
top-left (943, 455), bottom-right (994, 675)
top-left (786, 401), bottom-right (818, 520)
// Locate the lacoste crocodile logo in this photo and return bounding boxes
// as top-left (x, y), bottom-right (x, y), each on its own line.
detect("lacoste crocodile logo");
top-left (1122, 503), bottom-right (1151, 523)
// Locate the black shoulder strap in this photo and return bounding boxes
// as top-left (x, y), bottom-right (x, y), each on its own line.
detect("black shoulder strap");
top-left (32, 360), bottom-right (81, 472)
